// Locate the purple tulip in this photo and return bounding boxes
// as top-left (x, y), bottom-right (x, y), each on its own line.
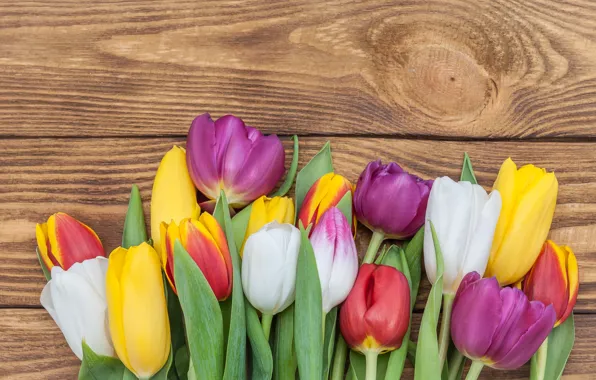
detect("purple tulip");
top-left (353, 160), bottom-right (433, 239)
top-left (451, 272), bottom-right (556, 369)
top-left (186, 113), bottom-right (285, 208)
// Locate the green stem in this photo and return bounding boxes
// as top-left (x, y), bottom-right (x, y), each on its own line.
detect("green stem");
top-left (465, 361), bottom-right (484, 380)
top-left (531, 337), bottom-right (549, 380)
top-left (365, 351), bottom-right (378, 380)
top-left (330, 335), bottom-right (348, 380)
top-left (363, 231), bottom-right (385, 264)
top-left (438, 293), bottom-right (455, 371)
top-left (261, 313), bottom-right (273, 341)
top-left (447, 350), bottom-right (465, 380)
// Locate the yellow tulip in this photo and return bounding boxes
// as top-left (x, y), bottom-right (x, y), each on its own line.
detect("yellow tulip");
top-left (485, 158), bottom-right (558, 285)
top-left (106, 243), bottom-right (171, 378)
top-left (151, 146), bottom-right (200, 255)
top-left (240, 195), bottom-right (295, 256)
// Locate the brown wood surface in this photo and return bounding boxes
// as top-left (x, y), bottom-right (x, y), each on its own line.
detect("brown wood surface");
top-left (1, 0), bottom-right (596, 378)
top-left (2, 0), bottom-right (596, 138)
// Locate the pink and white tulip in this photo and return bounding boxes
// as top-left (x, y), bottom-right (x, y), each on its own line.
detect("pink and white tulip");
top-left (310, 207), bottom-right (359, 313)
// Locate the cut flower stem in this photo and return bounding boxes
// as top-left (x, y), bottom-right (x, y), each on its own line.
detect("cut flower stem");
top-left (363, 231), bottom-right (385, 264)
top-left (438, 293), bottom-right (456, 370)
top-left (261, 313), bottom-right (273, 341)
top-left (365, 350), bottom-right (379, 380)
top-left (465, 361), bottom-right (484, 380)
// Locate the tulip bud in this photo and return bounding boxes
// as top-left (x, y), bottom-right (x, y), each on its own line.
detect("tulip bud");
top-left (523, 240), bottom-right (579, 327)
top-left (241, 222), bottom-right (300, 315)
top-left (151, 146), bottom-right (200, 256)
top-left (35, 212), bottom-right (104, 271)
top-left (354, 160), bottom-right (433, 239)
top-left (486, 158), bottom-right (558, 285)
top-left (310, 208), bottom-right (359, 313)
top-left (40, 257), bottom-right (113, 360)
top-left (106, 243), bottom-right (171, 378)
top-left (424, 177), bottom-right (502, 294)
top-left (161, 213), bottom-right (233, 300)
top-left (241, 195), bottom-right (295, 256)
top-left (339, 264), bottom-right (410, 353)
top-left (451, 272), bottom-right (556, 369)
top-left (186, 113), bottom-right (285, 208)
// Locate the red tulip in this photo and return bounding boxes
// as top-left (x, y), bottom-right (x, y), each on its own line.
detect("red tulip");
top-left (523, 240), bottom-right (579, 327)
top-left (339, 264), bottom-right (410, 353)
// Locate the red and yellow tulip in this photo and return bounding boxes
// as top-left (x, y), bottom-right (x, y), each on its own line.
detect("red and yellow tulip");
top-left (523, 240), bottom-right (579, 327)
top-left (35, 212), bottom-right (104, 270)
top-left (298, 173), bottom-right (353, 231)
top-left (160, 213), bottom-right (232, 300)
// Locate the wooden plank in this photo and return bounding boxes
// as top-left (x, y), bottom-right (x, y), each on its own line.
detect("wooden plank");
top-left (2, 0), bottom-right (596, 138)
top-left (0, 309), bottom-right (594, 379)
top-left (1, 137), bottom-right (594, 310)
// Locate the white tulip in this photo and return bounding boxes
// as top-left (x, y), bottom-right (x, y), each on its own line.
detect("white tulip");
top-left (40, 257), bottom-right (114, 360)
top-left (241, 221), bottom-right (301, 315)
top-left (424, 176), bottom-right (502, 294)
top-left (310, 207), bottom-right (358, 313)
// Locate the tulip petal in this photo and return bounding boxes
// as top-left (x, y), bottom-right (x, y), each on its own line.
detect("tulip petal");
top-left (106, 247), bottom-right (131, 370)
top-left (339, 264), bottom-right (375, 348)
top-left (47, 213), bottom-right (104, 270)
top-left (36, 222), bottom-right (57, 270)
top-left (186, 114), bottom-right (220, 199)
top-left (560, 246), bottom-right (579, 326)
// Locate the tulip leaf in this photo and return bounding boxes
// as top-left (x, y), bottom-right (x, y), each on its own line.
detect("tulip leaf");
top-left (174, 240), bottom-right (224, 380)
top-left (531, 313), bottom-right (575, 380)
top-left (35, 247), bottom-right (51, 281)
top-left (294, 227), bottom-right (324, 380)
top-left (295, 141), bottom-right (333, 212)
top-left (165, 282), bottom-right (185, 379)
top-left (122, 184), bottom-right (148, 248)
top-left (414, 222), bottom-right (444, 380)
top-left (336, 191), bottom-right (353, 229)
top-left (214, 192), bottom-right (247, 380)
top-left (273, 304), bottom-right (297, 380)
top-left (175, 346), bottom-right (190, 380)
top-left (349, 350), bottom-right (390, 380)
top-left (231, 204), bottom-right (252, 251)
top-left (405, 227), bottom-right (424, 310)
top-left (460, 152), bottom-right (478, 185)
top-left (150, 349), bottom-right (174, 380)
top-left (246, 300), bottom-right (274, 379)
top-left (79, 340), bottom-right (129, 380)
top-left (323, 307), bottom-right (338, 380)
top-left (271, 135), bottom-right (300, 197)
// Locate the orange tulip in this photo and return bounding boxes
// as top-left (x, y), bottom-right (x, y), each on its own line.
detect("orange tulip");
top-left (160, 212), bottom-right (232, 300)
top-left (523, 240), bottom-right (579, 327)
top-left (298, 173), bottom-right (353, 231)
top-left (36, 212), bottom-right (104, 270)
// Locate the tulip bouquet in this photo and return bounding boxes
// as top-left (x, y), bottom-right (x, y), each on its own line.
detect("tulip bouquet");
top-left (34, 113), bottom-right (579, 380)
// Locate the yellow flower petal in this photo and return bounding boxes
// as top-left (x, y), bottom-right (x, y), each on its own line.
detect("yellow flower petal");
top-left (106, 247), bottom-right (131, 371)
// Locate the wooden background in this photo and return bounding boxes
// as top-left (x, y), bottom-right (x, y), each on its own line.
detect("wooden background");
top-left (1, 0), bottom-right (595, 378)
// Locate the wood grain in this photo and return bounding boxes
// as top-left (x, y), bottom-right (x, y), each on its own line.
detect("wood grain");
top-left (1, 137), bottom-right (594, 310)
top-left (2, 0), bottom-right (596, 138)
top-left (1, 309), bottom-right (594, 379)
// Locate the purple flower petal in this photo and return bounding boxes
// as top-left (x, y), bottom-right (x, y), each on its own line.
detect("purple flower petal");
top-left (186, 113), bottom-right (220, 199)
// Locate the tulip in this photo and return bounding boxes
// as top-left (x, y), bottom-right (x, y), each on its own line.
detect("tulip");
top-left (106, 243), bottom-right (170, 378)
top-left (450, 272), bottom-right (555, 377)
top-left (297, 172), bottom-right (353, 231)
top-left (523, 240), bottom-right (579, 327)
top-left (339, 264), bottom-right (410, 352)
top-left (240, 195), bottom-right (295, 256)
top-left (35, 212), bottom-right (105, 271)
top-left (486, 158), bottom-right (558, 285)
top-left (424, 177), bottom-right (502, 294)
top-left (242, 222), bottom-right (300, 338)
top-left (161, 213), bottom-right (232, 300)
top-left (186, 113), bottom-right (285, 208)
top-left (310, 207), bottom-right (359, 313)
top-left (40, 257), bottom-right (113, 360)
top-left (151, 146), bottom-right (200, 256)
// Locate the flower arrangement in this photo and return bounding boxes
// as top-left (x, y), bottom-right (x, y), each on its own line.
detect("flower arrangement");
top-left (36, 113), bottom-right (578, 380)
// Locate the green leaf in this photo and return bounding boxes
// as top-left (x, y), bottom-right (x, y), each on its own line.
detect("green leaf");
top-left (294, 227), bottom-right (324, 379)
top-left (460, 153), bottom-right (478, 184)
top-left (36, 247), bottom-right (51, 281)
top-left (122, 184), bottom-right (148, 248)
top-left (231, 204), bottom-right (252, 252)
top-left (214, 192), bottom-right (247, 380)
top-left (270, 135), bottom-right (300, 197)
top-left (295, 141), bottom-right (333, 212)
top-left (336, 191), bottom-right (353, 228)
top-left (408, 341), bottom-right (417, 366)
top-left (175, 346), bottom-right (189, 380)
top-left (414, 222), bottom-right (444, 380)
top-left (405, 227), bottom-right (424, 310)
top-left (174, 241), bottom-right (224, 380)
top-left (274, 304), bottom-right (297, 380)
top-left (323, 307), bottom-right (338, 380)
top-left (151, 350), bottom-right (175, 380)
top-left (165, 283), bottom-right (185, 380)
top-left (79, 340), bottom-right (129, 380)
top-left (246, 301), bottom-right (273, 379)
top-left (535, 314), bottom-right (575, 380)
top-left (349, 350), bottom-right (389, 380)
